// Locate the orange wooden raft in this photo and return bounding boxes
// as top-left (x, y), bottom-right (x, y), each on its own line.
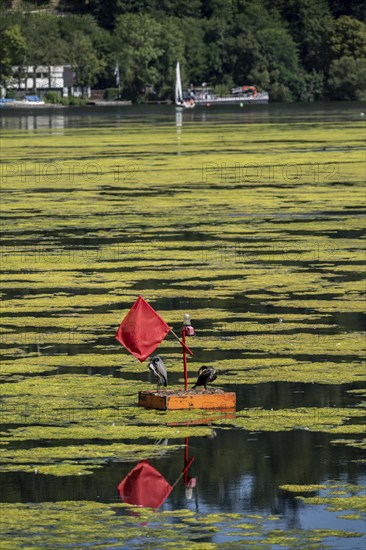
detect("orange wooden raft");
top-left (138, 389), bottom-right (236, 411)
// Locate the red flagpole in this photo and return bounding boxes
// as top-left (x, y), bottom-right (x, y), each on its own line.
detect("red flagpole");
top-left (170, 329), bottom-right (193, 356)
top-left (182, 327), bottom-right (188, 391)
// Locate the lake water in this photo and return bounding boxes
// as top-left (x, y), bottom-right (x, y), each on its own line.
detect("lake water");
top-left (1, 101), bottom-right (364, 130)
top-left (1, 102), bottom-right (365, 549)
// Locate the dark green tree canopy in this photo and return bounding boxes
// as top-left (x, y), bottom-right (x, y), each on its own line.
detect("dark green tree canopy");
top-left (1, 0), bottom-right (365, 101)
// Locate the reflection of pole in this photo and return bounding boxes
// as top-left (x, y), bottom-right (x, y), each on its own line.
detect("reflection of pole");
top-left (170, 440), bottom-right (194, 491)
top-left (183, 437), bottom-right (196, 500)
top-left (184, 437), bottom-right (189, 485)
top-left (182, 327), bottom-right (188, 391)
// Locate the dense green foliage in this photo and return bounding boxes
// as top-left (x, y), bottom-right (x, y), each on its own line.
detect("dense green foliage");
top-left (1, 0), bottom-right (366, 100)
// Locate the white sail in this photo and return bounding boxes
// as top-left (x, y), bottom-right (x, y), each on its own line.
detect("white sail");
top-left (175, 61), bottom-right (183, 105)
top-left (175, 61), bottom-right (195, 108)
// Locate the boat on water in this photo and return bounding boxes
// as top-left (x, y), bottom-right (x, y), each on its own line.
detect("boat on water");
top-left (175, 62), bottom-right (195, 108)
top-left (186, 86), bottom-right (269, 105)
top-left (0, 95), bottom-right (45, 107)
top-left (175, 61), bottom-right (269, 106)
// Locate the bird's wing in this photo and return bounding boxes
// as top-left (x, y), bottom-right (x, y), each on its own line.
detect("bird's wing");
top-left (156, 358), bottom-right (168, 385)
top-left (197, 369), bottom-right (211, 385)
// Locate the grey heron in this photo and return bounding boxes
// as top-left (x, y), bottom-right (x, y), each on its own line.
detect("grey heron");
top-left (192, 366), bottom-right (217, 390)
top-left (148, 356), bottom-right (168, 391)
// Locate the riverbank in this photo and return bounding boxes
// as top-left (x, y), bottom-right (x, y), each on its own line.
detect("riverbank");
top-left (87, 100), bottom-right (133, 106)
top-left (0, 100), bottom-right (134, 108)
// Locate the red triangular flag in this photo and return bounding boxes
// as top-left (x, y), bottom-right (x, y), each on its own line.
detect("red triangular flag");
top-left (116, 296), bottom-right (171, 362)
top-left (117, 460), bottom-right (172, 508)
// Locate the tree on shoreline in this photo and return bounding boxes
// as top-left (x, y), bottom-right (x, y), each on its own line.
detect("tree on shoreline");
top-left (0, 24), bottom-right (26, 88)
top-left (1, 1), bottom-right (365, 101)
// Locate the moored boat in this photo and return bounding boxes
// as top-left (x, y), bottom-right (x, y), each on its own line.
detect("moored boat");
top-left (0, 95), bottom-right (45, 107)
top-left (186, 85), bottom-right (269, 105)
top-left (175, 62), bottom-right (195, 108)
top-left (175, 60), bottom-right (269, 106)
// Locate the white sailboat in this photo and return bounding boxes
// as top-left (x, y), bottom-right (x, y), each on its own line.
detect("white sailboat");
top-left (175, 62), bottom-right (195, 108)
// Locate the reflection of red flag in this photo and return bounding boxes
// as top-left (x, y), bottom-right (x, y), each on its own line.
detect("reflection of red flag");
top-left (116, 296), bottom-right (171, 362)
top-left (118, 460), bottom-right (172, 508)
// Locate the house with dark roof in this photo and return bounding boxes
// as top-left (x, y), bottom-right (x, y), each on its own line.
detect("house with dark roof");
top-left (4, 65), bottom-right (90, 98)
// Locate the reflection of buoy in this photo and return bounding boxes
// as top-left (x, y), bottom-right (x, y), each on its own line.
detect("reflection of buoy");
top-left (206, 103), bottom-right (210, 107)
top-left (240, 102), bottom-right (244, 108)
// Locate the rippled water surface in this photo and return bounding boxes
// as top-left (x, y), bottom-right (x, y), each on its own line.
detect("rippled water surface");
top-left (1, 102), bottom-right (365, 549)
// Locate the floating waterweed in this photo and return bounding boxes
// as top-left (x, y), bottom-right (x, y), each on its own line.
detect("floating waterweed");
top-left (1, 111), bottom-right (365, 548)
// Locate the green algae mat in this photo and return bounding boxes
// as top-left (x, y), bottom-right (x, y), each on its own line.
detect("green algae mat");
top-left (0, 105), bottom-right (365, 548)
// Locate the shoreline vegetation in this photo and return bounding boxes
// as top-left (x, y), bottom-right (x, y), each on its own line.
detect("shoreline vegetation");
top-left (1, 1), bottom-right (366, 104)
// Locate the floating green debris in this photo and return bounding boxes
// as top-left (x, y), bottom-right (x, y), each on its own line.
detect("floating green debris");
top-left (0, 501), bottom-right (363, 549)
top-left (337, 514), bottom-right (362, 520)
top-left (234, 407), bottom-right (365, 433)
top-left (331, 438), bottom-right (366, 450)
top-left (1, 114), bottom-right (365, 548)
top-left (0, 441), bottom-right (183, 476)
top-left (298, 495), bottom-right (366, 514)
top-left (280, 484), bottom-right (327, 493)
top-left (281, 482), bottom-right (366, 521)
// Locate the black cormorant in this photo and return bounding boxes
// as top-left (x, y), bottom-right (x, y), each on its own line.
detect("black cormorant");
top-left (192, 366), bottom-right (217, 390)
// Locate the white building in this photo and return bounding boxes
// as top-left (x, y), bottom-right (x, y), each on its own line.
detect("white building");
top-left (5, 65), bottom-right (90, 98)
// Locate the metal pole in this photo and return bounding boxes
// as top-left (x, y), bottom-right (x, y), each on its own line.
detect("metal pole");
top-left (182, 327), bottom-right (188, 391)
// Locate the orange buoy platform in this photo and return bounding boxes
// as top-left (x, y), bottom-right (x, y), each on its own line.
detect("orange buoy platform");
top-left (138, 388), bottom-right (236, 411)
